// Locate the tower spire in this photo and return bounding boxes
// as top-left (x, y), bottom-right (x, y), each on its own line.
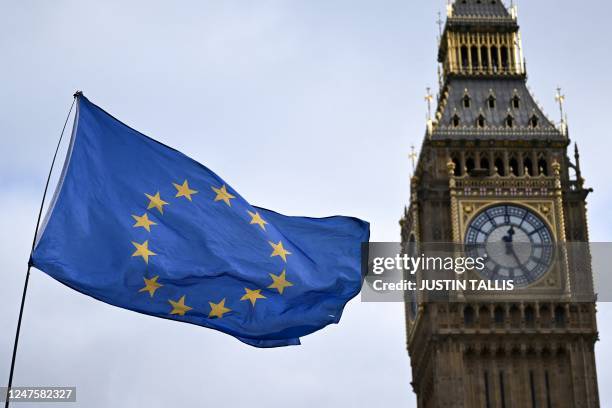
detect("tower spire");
top-left (555, 87), bottom-right (566, 120)
top-left (408, 145), bottom-right (418, 173)
top-left (556, 87), bottom-right (567, 134)
top-left (574, 142), bottom-right (583, 186)
top-left (424, 87), bottom-right (433, 121)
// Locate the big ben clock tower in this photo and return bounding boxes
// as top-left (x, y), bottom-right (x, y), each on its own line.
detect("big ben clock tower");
top-left (400, 1), bottom-right (600, 407)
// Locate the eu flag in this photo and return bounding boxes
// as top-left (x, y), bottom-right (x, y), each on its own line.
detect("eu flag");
top-left (31, 95), bottom-right (369, 347)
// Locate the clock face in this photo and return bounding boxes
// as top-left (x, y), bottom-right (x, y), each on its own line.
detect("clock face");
top-left (465, 204), bottom-right (554, 287)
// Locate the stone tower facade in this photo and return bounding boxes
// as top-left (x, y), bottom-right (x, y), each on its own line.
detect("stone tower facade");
top-left (400, 1), bottom-right (599, 407)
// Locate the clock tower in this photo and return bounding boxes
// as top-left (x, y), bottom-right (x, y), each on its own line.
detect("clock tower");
top-left (400, 1), bottom-right (600, 407)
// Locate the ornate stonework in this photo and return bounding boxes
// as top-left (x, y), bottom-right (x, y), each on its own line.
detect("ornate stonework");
top-left (400, 1), bottom-right (599, 406)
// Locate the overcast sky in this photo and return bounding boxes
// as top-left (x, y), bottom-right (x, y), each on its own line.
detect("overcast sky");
top-left (1, 1), bottom-right (611, 406)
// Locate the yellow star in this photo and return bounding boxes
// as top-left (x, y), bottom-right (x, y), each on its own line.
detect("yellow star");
top-left (169, 295), bottom-right (193, 316)
top-left (131, 212), bottom-right (156, 232)
top-left (173, 180), bottom-right (198, 201)
top-left (211, 184), bottom-right (235, 206)
top-left (240, 288), bottom-right (266, 306)
top-left (268, 270), bottom-right (293, 294)
top-left (145, 192), bottom-right (169, 214)
top-left (209, 298), bottom-right (231, 318)
top-left (139, 276), bottom-right (163, 297)
top-left (269, 240), bottom-right (291, 262)
top-left (131, 240), bottom-right (156, 264)
top-left (247, 210), bottom-right (268, 231)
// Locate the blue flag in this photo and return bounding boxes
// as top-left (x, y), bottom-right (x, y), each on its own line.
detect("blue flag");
top-left (31, 95), bottom-right (369, 347)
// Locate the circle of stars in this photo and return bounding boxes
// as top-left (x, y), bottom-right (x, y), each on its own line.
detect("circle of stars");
top-left (130, 179), bottom-right (294, 320)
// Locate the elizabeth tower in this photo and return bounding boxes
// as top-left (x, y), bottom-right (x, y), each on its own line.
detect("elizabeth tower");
top-left (400, 1), bottom-right (600, 407)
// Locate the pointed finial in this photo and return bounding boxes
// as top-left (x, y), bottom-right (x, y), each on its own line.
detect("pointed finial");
top-left (409, 145), bottom-right (418, 172)
top-left (555, 87), bottom-right (566, 120)
top-left (436, 11), bottom-right (443, 38)
top-left (509, 1), bottom-right (518, 19)
top-left (574, 142), bottom-right (583, 184)
top-left (555, 87), bottom-right (567, 133)
top-left (424, 87), bottom-right (433, 120)
top-left (574, 142), bottom-right (580, 157)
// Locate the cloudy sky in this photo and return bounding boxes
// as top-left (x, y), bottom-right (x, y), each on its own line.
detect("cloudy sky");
top-left (1, 0), bottom-right (611, 406)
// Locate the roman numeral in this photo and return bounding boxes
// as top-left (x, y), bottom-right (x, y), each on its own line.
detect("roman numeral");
top-left (529, 226), bottom-right (546, 236)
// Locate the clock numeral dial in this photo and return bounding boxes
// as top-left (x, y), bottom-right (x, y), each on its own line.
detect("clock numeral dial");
top-left (465, 204), bottom-right (554, 287)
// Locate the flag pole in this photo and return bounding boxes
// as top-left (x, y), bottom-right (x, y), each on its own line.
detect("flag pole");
top-left (4, 92), bottom-right (79, 408)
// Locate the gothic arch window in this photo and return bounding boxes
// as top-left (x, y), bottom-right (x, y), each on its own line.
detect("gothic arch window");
top-left (451, 156), bottom-right (462, 176)
top-left (479, 306), bottom-right (491, 327)
top-left (494, 306), bottom-right (504, 326)
top-left (481, 46), bottom-right (489, 69)
top-left (540, 305), bottom-right (551, 327)
top-left (523, 157), bottom-right (533, 176)
top-left (463, 93), bottom-right (471, 108)
top-left (500, 46), bottom-right (509, 70)
top-left (465, 157), bottom-right (476, 174)
top-left (545, 371), bottom-right (552, 408)
top-left (509, 305), bottom-right (520, 328)
top-left (494, 157), bottom-right (505, 176)
top-left (499, 371), bottom-right (507, 408)
top-left (484, 370), bottom-right (492, 407)
top-left (480, 156), bottom-right (490, 172)
top-left (505, 115), bottom-right (514, 128)
top-left (452, 114), bottom-right (461, 127)
top-left (525, 305), bottom-right (535, 327)
top-left (470, 46), bottom-right (479, 70)
top-left (512, 95), bottom-right (520, 109)
top-left (538, 157), bottom-right (548, 176)
top-left (491, 46), bottom-right (499, 71)
top-left (461, 46), bottom-right (469, 70)
top-left (488, 94), bottom-right (496, 109)
top-left (509, 157), bottom-right (519, 176)
top-left (464, 306), bottom-right (475, 326)
top-left (476, 114), bottom-right (486, 128)
top-left (529, 115), bottom-right (539, 128)
top-left (555, 306), bottom-right (566, 328)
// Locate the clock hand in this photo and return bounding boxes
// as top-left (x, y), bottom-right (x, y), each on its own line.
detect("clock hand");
top-left (502, 226), bottom-right (516, 254)
top-left (508, 243), bottom-right (527, 270)
top-left (502, 226), bottom-right (513, 254)
top-left (502, 226), bottom-right (515, 241)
